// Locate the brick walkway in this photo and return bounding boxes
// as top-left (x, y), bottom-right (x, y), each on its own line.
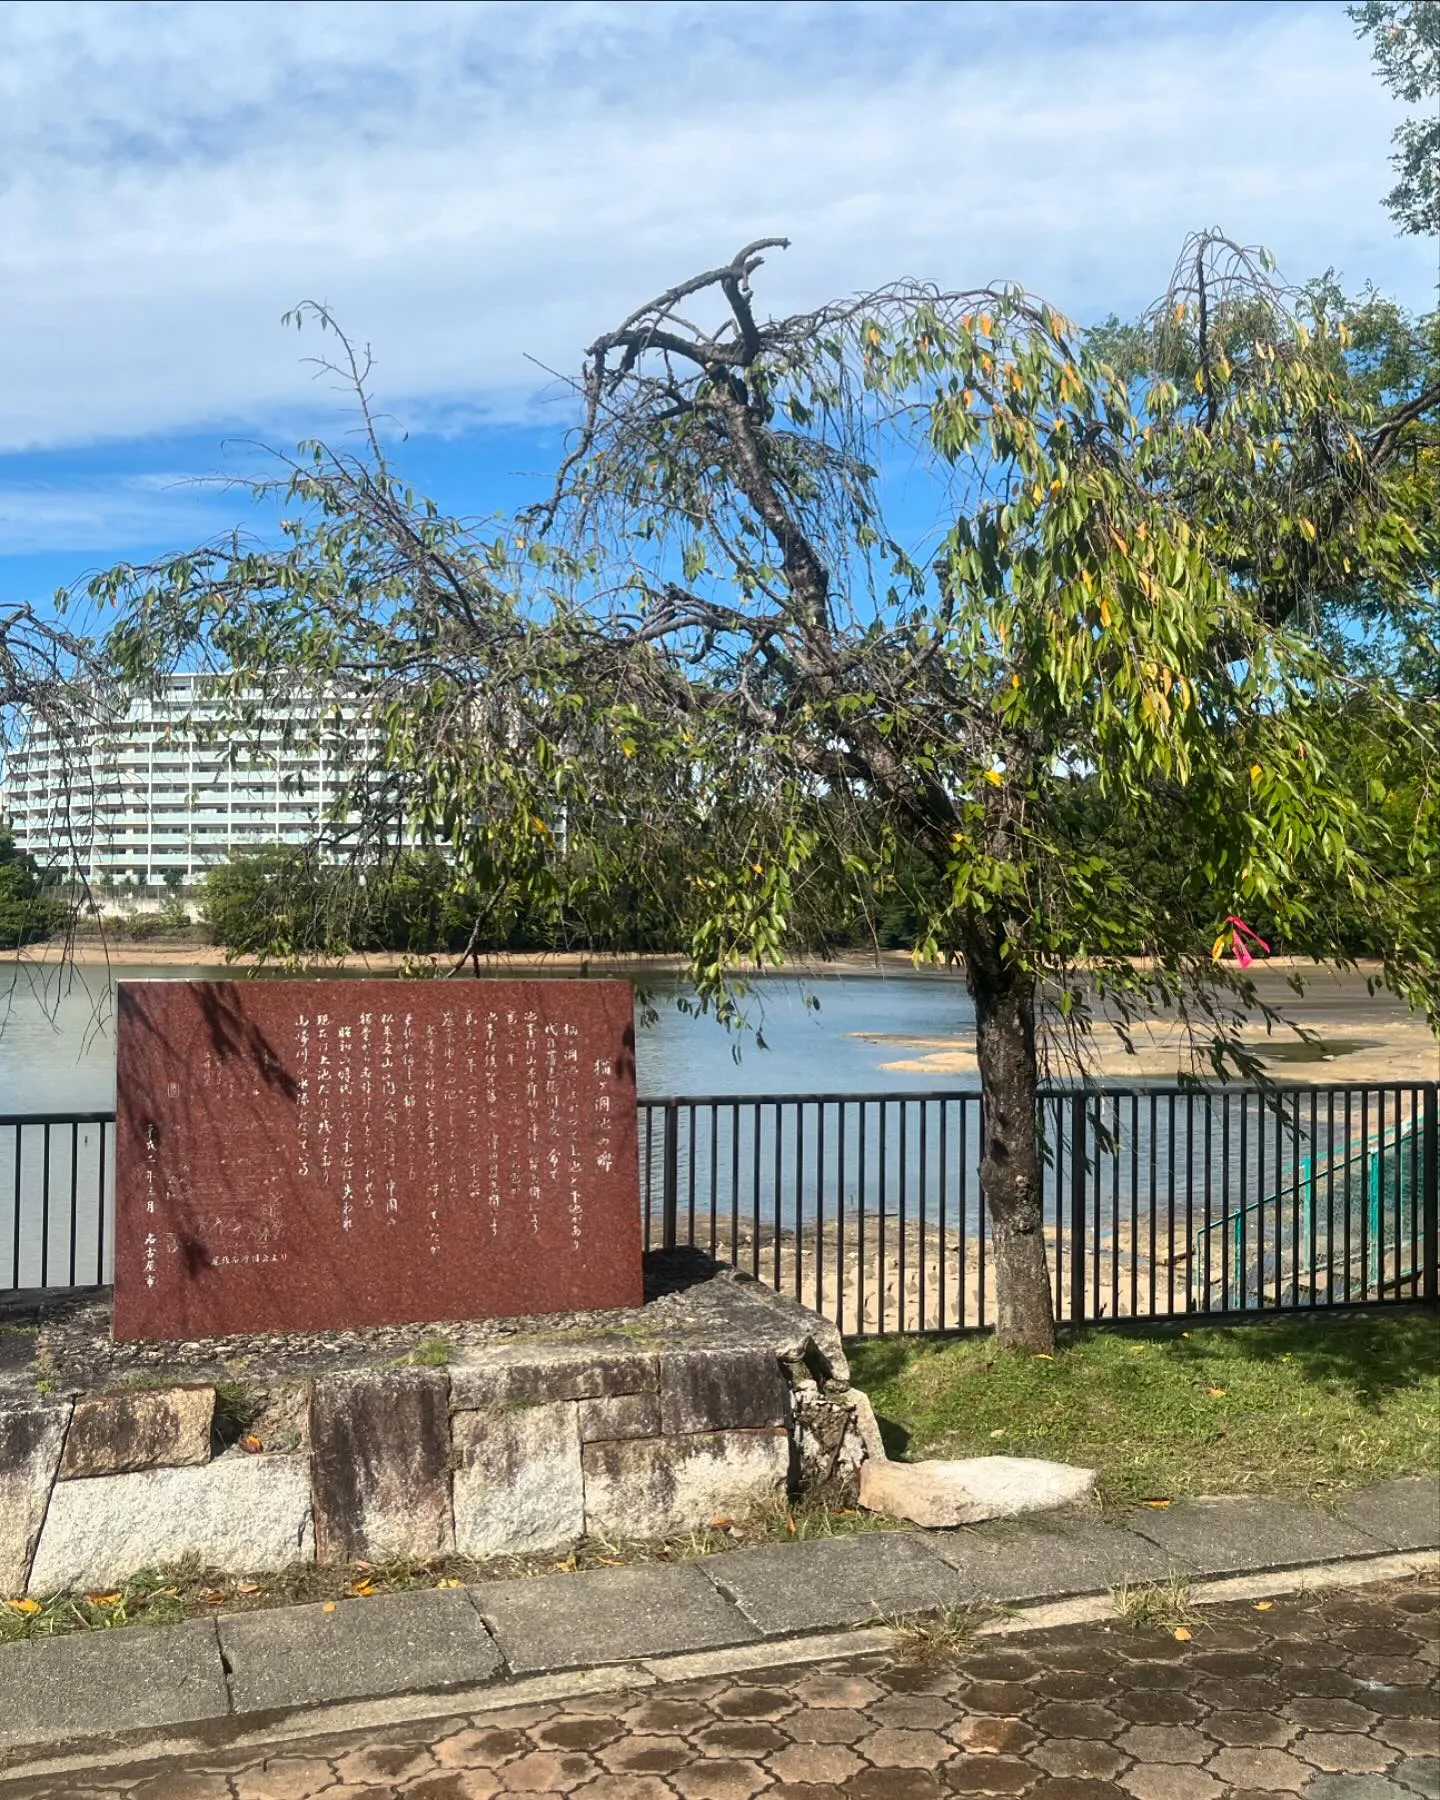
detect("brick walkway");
top-left (6, 1579), bottom-right (1436, 1800)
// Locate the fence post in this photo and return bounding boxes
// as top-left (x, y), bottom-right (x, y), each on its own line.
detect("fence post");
top-left (1069, 1091), bottom-right (1088, 1326)
top-left (661, 1099), bottom-right (680, 1252)
top-left (1423, 1084), bottom-right (1438, 1305)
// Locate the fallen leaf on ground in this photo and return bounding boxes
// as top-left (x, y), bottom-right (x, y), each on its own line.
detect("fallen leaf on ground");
top-left (235, 1583), bottom-right (261, 1595)
top-left (1173, 1626), bottom-right (1192, 1641)
top-left (708, 1516), bottom-right (734, 1531)
top-left (434, 1578), bottom-right (465, 1589)
top-left (1254, 1600), bottom-right (1274, 1611)
top-left (1206, 1387), bottom-right (1227, 1398)
top-left (6, 1598), bottom-right (41, 1615)
top-left (239, 1434), bottom-right (264, 1454)
top-left (1141, 1499), bottom-right (1172, 1509)
top-left (322, 1602), bottom-right (336, 1614)
top-left (85, 1593), bottom-right (122, 1606)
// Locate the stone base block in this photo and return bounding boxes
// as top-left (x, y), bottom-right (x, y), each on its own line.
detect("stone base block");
top-left (0, 1400), bottom-right (71, 1594)
top-left (453, 1402), bottom-right (584, 1557)
top-left (310, 1369), bottom-right (452, 1562)
top-left (27, 1453), bottom-right (314, 1593)
top-left (583, 1427), bottom-right (791, 1540)
top-left (59, 1385), bottom-right (213, 1479)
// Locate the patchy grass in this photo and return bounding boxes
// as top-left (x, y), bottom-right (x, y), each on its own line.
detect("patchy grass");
top-left (0, 1489), bottom-right (893, 1644)
top-left (847, 1308), bottom-right (1440, 1508)
top-left (887, 1602), bottom-right (987, 1663)
top-left (1112, 1574), bottom-right (1198, 1634)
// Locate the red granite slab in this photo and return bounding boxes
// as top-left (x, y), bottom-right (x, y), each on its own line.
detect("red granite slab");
top-left (112, 979), bottom-right (643, 1341)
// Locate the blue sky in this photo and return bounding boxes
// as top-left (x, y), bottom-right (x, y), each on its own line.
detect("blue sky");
top-left (0, 0), bottom-right (1433, 618)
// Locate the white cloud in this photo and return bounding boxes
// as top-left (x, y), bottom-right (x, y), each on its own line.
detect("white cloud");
top-left (0, 0), bottom-right (1429, 454)
top-left (0, 472), bottom-right (246, 556)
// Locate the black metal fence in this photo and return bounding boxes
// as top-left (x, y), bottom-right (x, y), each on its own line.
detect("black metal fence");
top-left (2, 1113), bottom-right (115, 1292)
top-left (638, 1083), bottom-right (1438, 1333)
top-left (4, 1083), bottom-right (1437, 1334)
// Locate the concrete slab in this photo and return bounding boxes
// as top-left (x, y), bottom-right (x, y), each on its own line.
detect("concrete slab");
top-left (1123, 1495), bottom-right (1385, 1575)
top-left (0, 1617), bottom-right (227, 1750)
top-left (928, 1515), bottom-right (1174, 1601)
top-left (1334, 1477), bottom-right (1440, 1552)
top-left (710, 1530), bottom-right (973, 1635)
top-left (473, 1560), bottom-right (756, 1673)
top-left (218, 1586), bottom-right (502, 1715)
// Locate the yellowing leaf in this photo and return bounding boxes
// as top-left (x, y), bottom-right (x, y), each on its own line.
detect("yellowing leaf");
top-left (1297, 517), bottom-right (1317, 541)
top-left (1194, 369), bottom-right (1206, 393)
top-left (435, 1577), bottom-right (465, 1589)
top-left (1173, 1626), bottom-right (1192, 1642)
top-left (979, 313), bottom-right (993, 335)
top-left (983, 769), bottom-right (1004, 786)
top-left (1207, 1386), bottom-right (1227, 1398)
top-left (1011, 673), bottom-right (1021, 689)
top-left (1250, 763), bottom-right (1263, 783)
top-left (1142, 1499), bottom-right (1173, 1509)
top-left (86, 1592), bottom-right (122, 1606)
top-left (1099, 599), bottom-right (1113, 627)
top-left (6, 1597), bottom-right (42, 1614)
top-left (1254, 1600), bottom-right (1274, 1611)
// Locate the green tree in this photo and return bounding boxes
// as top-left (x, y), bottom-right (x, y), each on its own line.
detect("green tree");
top-left (102, 238), bottom-right (1439, 1350)
top-left (1352, 1), bottom-right (1440, 238)
top-left (0, 828), bottom-right (69, 948)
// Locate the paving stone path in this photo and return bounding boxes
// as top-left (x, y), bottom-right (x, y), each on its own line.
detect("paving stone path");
top-left (6, 1578), bottom-right (1436, 1800)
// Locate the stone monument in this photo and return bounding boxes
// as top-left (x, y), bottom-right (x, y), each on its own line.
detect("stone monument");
top-left (112, 978), bottom-right (643, 1341)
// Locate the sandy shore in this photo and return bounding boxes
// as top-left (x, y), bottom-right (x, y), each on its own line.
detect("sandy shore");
top-left (858, 963), bottom-right (1438, 1087)
top-left (665, 1213), bottom-right (1421, 1337)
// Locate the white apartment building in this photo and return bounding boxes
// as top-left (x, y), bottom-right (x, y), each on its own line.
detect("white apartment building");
top-left (1, 673), bottom-right (368, 886)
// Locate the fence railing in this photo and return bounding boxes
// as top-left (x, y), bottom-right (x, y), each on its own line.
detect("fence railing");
top-left (637, 1083), bottom-right (1438, 1334)
top-left (4, 1083), bottom-right (1437, 1334)
top-left (2, 1113), bottom-right (115, 1292)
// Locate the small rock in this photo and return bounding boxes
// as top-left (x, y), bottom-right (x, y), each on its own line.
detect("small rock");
top-left (859, 1454), bottom-right (1096, 1527)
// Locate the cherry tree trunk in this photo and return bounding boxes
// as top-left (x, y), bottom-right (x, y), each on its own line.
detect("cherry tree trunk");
top-left (969, 962), bottom-right (1057, 1353)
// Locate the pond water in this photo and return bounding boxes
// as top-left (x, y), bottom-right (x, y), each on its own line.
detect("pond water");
top-left (0, 961), bottom-right (980, 1115)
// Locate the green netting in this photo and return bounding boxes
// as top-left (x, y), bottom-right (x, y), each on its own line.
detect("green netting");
top-left (1190, 1116), bottom-right (1423, 1307)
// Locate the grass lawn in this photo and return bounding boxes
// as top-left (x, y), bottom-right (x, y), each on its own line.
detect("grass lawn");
top-left (846, 1307), bottom-right (1440, 1509)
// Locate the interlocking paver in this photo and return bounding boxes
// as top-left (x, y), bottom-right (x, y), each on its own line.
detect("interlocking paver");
top-left (1203, 1743), bottom-right (1315, 1789)
top-left (1119, 1768), bottom-right (1225, 1800)
top-left (1294, 1729), bottom-right (1400, 1773)
top-left (766, 1743), bottom-right (866, 1785)
top-left (410, 1774), bottom-right (508, 1800)
top-left (232, 1757), bottom-right (338, 1800)
top-left (1029, 1738), bottom-right (1128, 1780)
top-left (858, 1726), bottom-right (954, 1767)
top-left (5, 1572), bottom-right (1433, 1800)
